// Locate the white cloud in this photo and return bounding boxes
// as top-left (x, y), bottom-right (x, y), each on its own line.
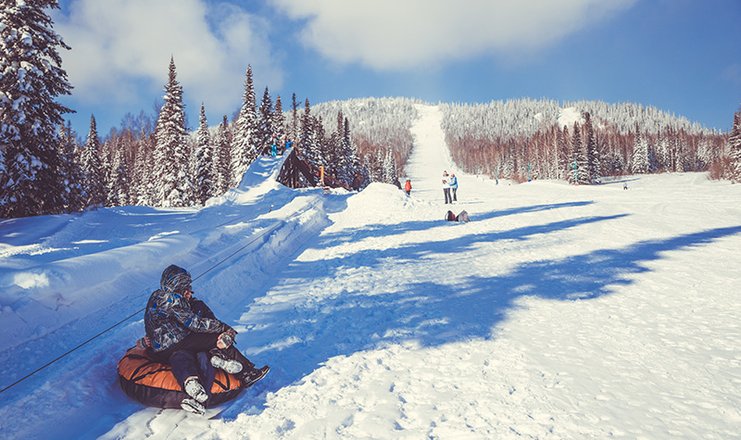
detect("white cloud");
top-left (55, 0), bottom-right (282, 118)
top-left (269, 0), bottom-right (637, 70)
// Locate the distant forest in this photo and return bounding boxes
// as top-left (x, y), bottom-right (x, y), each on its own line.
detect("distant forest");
top-left (441, 99), bottom-right (735, 184)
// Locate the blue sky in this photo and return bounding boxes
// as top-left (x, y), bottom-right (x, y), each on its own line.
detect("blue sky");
top-left (54, 0), bottom-right (741, 137)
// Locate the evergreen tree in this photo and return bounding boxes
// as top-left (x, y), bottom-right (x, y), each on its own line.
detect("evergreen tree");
top-left (330, 112), bottom-right (346, 185)
top-left (272, 95), bottom-right (286, 144)
top-left (153, 57), bottom-right (192, 207)
top-left (656, 131), bottom-right (670, 172)
top-left (729, 109), bottom-right (741, 183)
top-left (0, 0), bottom-right (73, 217)
top-left (382, 149), bottom-right (399, 186)
top-left (290, 92), bottom-right (299, 141)
top-left (107, 144), bottom-right (129, 206)
top-left (568, 123), bottom-right (588, 184)
top-left (213, 115), bottom-right (232, 194)
top-left (258, 86), bottom-right (273, 153)
top-left (80, 115), bottom-right (106, 206)
top-left (631, 128), bottom-right (650, 174)
top-left (231, 65), bottom-right (258, 186)
top-left (58, 122), bottom-right (85, 211)
top-left (300, 98), bottom-right (321, 174)
top-left (583, 112), bottom-right (601, 183)
top-left (194, 102), bottom-right (214, 204)
top-left (558, 125), bottom-right (570, 180)
top-left (131, 138), bottom-right (154, 205)
top-left (342, 117), bottom-right (364, 188)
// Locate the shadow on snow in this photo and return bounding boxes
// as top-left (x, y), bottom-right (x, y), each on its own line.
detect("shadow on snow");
top-left (225, 202), bottom-right (741, 418)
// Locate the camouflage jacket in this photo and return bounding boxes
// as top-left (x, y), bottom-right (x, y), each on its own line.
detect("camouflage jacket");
top-left (144, 289), bottom-right (225, 352)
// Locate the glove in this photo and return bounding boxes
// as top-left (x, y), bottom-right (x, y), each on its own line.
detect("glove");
top-left (217, 331), bottom-right (234, 349)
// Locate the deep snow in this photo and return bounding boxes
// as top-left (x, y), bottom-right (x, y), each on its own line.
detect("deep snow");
top-left (1, 104), bottom-right (739, 439)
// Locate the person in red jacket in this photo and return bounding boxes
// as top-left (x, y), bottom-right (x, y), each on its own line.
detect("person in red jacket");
top-left (404, 179), bottom-right (412, 195)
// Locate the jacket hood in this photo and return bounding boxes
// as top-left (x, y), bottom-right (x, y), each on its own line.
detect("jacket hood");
top-left (160, 264), bottom-right (192, 293)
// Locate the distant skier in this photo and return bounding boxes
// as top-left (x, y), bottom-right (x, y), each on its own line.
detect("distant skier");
top-left (404, 179), bottom-right (412, 196)
top-left (449, 173), bottom-right (458, 202)
top-left (144, 265), bottom-right (269, 414)
top-left (442, 171), bottom-right (452, 204)
top-left (270, 140), bottom-right (278, 157)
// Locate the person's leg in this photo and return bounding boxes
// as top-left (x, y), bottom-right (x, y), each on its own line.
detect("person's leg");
top-left (196, 352), bottom-right (215, 398)
top-left (210, 342), bottom-right (269, 386)
top-left (169, 333), bottom-right (220, 387)
top-left (452, 188), bottom-right (457, 201)
top-left (169, 349), bottom-right (209, 405)
top-left (169, 350), bottom-right (201, 387)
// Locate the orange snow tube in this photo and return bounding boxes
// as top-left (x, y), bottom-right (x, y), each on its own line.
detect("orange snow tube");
top-left (117, 346), bottom-right (244, 409)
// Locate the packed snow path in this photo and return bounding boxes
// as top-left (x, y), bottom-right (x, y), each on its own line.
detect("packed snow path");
top-left (2, 106), bottom-right (740, 439)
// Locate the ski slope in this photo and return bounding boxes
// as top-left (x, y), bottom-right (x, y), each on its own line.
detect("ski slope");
top-left (1, 105), bottom-right (740, 439)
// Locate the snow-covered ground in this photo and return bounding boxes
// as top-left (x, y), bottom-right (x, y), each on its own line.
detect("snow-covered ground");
top-left (1, 104), bottom-right (740, 439)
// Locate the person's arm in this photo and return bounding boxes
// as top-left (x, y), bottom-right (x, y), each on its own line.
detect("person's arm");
top-left (169, 295), bottom-right (225, 334)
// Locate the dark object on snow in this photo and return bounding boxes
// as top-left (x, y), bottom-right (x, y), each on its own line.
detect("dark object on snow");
top-left (445, 210), bottom-right (470, 222)
top-left (277, 148), bottom-right (317, 188)
top-left (117, 346), bottom-right (244, 409)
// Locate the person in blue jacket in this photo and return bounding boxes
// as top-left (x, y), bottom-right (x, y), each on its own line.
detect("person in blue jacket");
top-left (449, 172), bottom-right (459, 202)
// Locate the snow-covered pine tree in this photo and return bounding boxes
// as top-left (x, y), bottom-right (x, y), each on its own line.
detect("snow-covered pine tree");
top-left (631, 127), bottom-right (650, 174)
top-left (300, 99), bottom-right (321, 177)
top-left (213, 115), bottom-right (232, 194)
top-left (382, 149), bottom-right (399, 186)
top-left (194, 103), bottom-right (214, 204)
top-left (272, 95), bottom-right (286, 145)
top-left (58, 121), bottom-right (85, 211)
top-left (568, 123), bottom-right (588, 184)
top-left (0, 0), bottom-right (73, 217)
top-left (341, 117), bottom-right (361, 187)
top-left (80, 115), bottom-right (106, 207)
top-left (231, 65), bottom-right (258, 186)
top-left (107, 144), bottom-right (129, 206)
top-left (331, 112), bottom-right (349, 186)
top-left (258, 86), bottom-right (273, 154)
top-left (153, 57), bottom-right (193, 207)
top-left (558, 125), bottom-right (570, 180)
top-left (583, 112), bottom-right (601, 183)
top-left (131, 139), bottom-right (153, 205)
top-left (656, 130), bottom-right (669, 172)
top-left (729, 109), bottom-right (741, 183)
top-left (290, 93), bottom-right (299, 141)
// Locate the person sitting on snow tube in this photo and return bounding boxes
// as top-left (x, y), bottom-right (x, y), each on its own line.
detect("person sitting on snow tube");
top-left (118, 338), bottom-right (242, 412)
top-left (142, 264), bottom-right (270, 414)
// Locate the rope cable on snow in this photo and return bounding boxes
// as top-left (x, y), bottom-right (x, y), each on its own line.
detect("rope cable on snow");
top-left (0, 196), bottom-right (322, 394)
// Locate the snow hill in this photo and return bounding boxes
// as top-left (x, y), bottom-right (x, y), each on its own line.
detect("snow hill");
top-left (1, 105), bottom-right (740, 439)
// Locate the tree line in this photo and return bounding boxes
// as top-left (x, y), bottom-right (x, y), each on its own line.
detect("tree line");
top-left (441, 100), bottom-right (737, 184)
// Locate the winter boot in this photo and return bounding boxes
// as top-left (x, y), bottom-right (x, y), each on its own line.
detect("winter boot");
top-left (241, 365), bottom-right (270, 388)
top-left (183, 376), bottom-right (208, 403)
top-left (210, 354), bottom-right (243, 374)
top-left (180, 398), bottom-right (206, 415)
